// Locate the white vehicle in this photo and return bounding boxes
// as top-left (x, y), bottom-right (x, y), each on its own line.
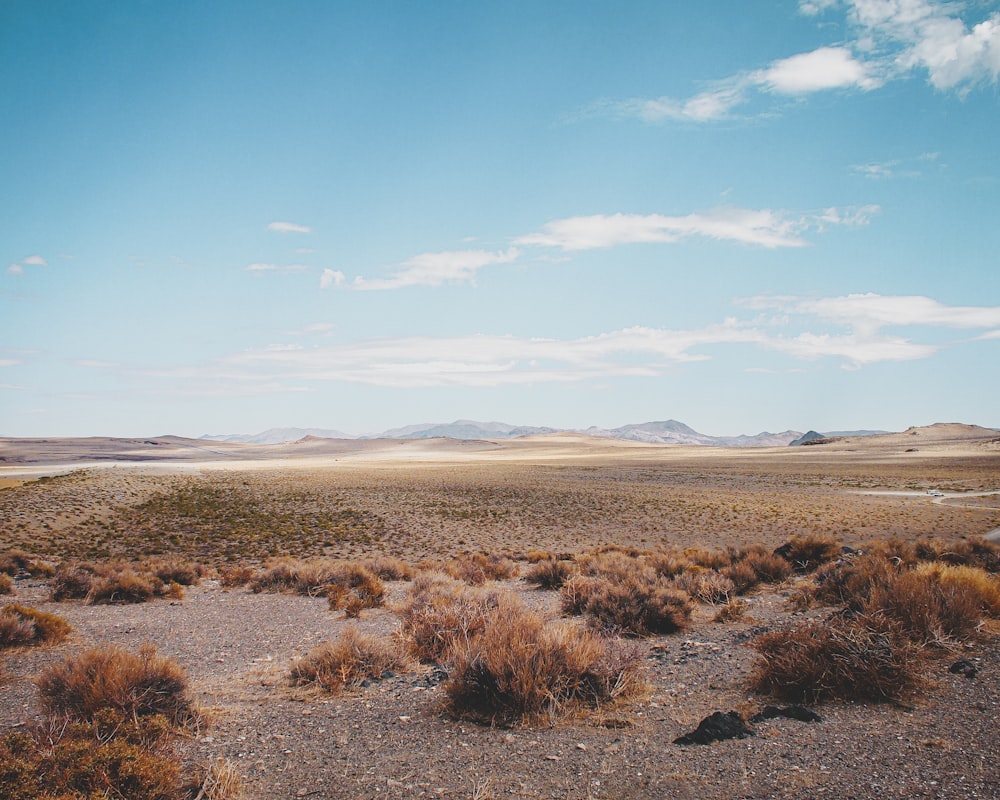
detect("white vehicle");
top-left (927, 489), bottom-right (944, 496)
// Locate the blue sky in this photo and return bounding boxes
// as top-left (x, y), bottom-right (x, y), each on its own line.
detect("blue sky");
top-left (2, 0), bottom-right (999, 438)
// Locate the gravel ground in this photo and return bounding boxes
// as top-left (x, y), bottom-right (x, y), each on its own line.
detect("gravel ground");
top-left (2, 578), bottom-right (998, 800)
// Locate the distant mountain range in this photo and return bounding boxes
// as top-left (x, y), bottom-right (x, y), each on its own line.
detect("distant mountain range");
top-left (201, 419), bottom-right (889, 448)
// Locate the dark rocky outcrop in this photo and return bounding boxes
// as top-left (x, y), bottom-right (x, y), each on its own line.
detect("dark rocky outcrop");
top-left (673, 711), bottom-right (754, 745)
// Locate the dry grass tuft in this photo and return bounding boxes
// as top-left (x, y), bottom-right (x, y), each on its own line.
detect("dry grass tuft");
top-left (774, 534), bottom-right (842, 573)
top-left (523, 557), bottom-right (575, 589)
top-left (0, 604), bottom-right (72, 648)
top-left (444, 552), bottom-right (519, 584)
top-left (0, 550), bottom-right (54, 578)
top-left (444, 594), bottom-right (647, 725)
top-left (36, 644), bottom-right (196, 727)
top-left (0, 710), bottom-right (183, 800)
top-left (0, 573), bottom-right (12, 595)
top-left (671, 567), bottom-right (735, 603)
top-left (291, 626), bottom-right (410, 693)
top-left (713, 598), bottom-right (749, 623)
top-left (218, 564), bottom-right (256, 588)
top-left (749, 614), bottom-right (925, 703)
top-left (565, 574), bottom-right (694, 637)
top-left (196, 758), bottom-right (246, 800)
top-left (395, 572), bottom-right (502, 663)
top-left (365, 555), bottom-right (416, 581)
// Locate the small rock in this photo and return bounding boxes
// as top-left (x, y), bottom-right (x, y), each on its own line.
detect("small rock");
top-left (949, 659), bottom-right (978, 678)
top-left (674, 711), bottom-right (754, 745)
top-left (750, 705), bottom-right (822, 723)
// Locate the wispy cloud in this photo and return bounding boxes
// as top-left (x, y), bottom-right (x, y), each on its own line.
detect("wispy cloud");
top-left (516, 206), bottom-right (878, 251)
top-left (6, 264), bottom-right (23, 276)
top-left (267, 221), bottom-right (311, 234)
top-left (22, 255), bottom-right (47, 267)
top-left (246, 262), bottom-right (309, 273)
top-left (353, 248), bottom-right (520, 291)
top-left (610, 0), bottom-right (1000, 123)
top-left (127, 292), bottom-right (995, 392)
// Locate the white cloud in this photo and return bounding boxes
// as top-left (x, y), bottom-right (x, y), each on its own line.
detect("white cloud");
top-left (0, 358), bottom-right (21, 367)
top-left (22, 255), bottom-right (47, 266)
top-left (73, 359), bottom-right (119, 368)
top-left (758, 46), bottom-right (879, 93)
top-left (751, 293), bottom-right (1000, 331)
top-left (6, 264), bottom-right (23, 275)
top-left (320, 269), bottom-right (345, 289)
top-left (267, 221), bottom-right (311, 234)
top-left (353, 248), bottom-right (520, 291)
top-left (516, 206), bottom-right (877, 251)
top-left (613, 0), bottom-right (1000, 124)
top-left (245, 263), bottom-right (309, 273)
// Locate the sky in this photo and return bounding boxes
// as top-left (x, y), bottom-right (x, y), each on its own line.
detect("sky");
top-left (2, 0), bottom-right (999, 439)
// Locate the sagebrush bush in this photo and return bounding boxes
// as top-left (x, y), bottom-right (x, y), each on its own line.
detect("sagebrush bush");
top-left (444, 552), bottom-right (519, 584)
top-left (365, 555), bottom-right (415, 581)
top-left (866, 567), bottom-right (985, 644)
top-left (559, 574), bottom-right (604, 616)
top-left (809, 553), bottom-right (899, 609)
top-left (916, 563), bottom-right (1000, 616)
top-left (50, 562), bottom-right (97, 600)
top-left (749, 614), bottom-right (924, 703)
top-left (682, 547), bottom-right (733, 570)
top-left (146, 558), bottom-right (205, 586)
top-left (928, 536), bottom-right (1000, 573)
top-left (0, 550), bottom-right (53, 578)
top-left (671, 567), bottom-right (735, 603)
top-left (0, 710), bottom-right (182, 800)
top-left (395, 572), bottom-right (502, 663)
top-left (444, 595), bottom-right (646, 725)
top-left (645, 551), bottom-right (691, 579)
top-left (0, 604), bottom-right (71, 648)
top-left (523, 557), bottom-right (575, 589)
top-left (291, 626), bottom-right (410, 692)
top-left (218, 564), bottom-right (255, 588)
top-left (774, 534), bottom-right (842, 573)
top-left (572, 575), bottom-right (694, 637)
top-left (88, 569), bottom-right (165, 604)
top-left (36, 644), bottom-right (196, 726)
top-left (0, 573), bottom-right (12, 595)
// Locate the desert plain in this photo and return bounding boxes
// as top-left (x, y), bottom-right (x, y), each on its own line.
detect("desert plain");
top-left (1, 422), bottom-right (999, 799)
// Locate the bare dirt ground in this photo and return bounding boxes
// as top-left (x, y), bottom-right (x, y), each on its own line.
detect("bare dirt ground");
top-left (2, 426), bottom-right (999, 799)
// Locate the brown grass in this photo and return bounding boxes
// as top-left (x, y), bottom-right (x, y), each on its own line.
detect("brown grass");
top-left (443, 594), bottom-right (647, 725)
top-left (0, 604), bottom-right (72, 648)
top-left (523, 557), bottom-right (575, 589)
top-left (444, 552), bottom-right (519, 585)
top-left (671, 567), bottom-right (735, 603)
top-left (568, 574), bottom-right (694, 637)
top-left (0, 573), bottom-right (12, 595)
top-left (749, 614), bottom-right (925, 703)
top-left (395, 572), bottom-right (502, 663)
top-left (35, 644), bottom-right (196, 727)
top-left (291, 626), bottom-right (411, 693)
top-left (0, 711), bottom-right (183, 800)
top-left (774, 534), bottom-right (842, 573)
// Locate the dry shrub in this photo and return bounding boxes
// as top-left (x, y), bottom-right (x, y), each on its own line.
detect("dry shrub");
top-left (195, 758), bottom-right (246, 800)
top-left (50, 562), bottom-right (97, 600)
top-left (865, 538), bottom-right (918, 567)
top-left (683, 547), bottom-right (732, 570)
top-left (0, 550), bottom-right (54, 578)
top-left (88, 568), bottom-right (163, 604)
top-left (722, 561), bottom-right (760, 595)
top-left (0, 710), bottom-right (182, 800)
top-left (671, 567), bottom-right (735, 603)
top-left (291, 626), bottom-right (410, 693)
top-left (0, 573), bottom-right (12, 595)
top-left (524, 557), bottom-right (575, 590)
top-left (250, 558), bottom-right (386, 610)
top-left (578, 550), bottom-right (648, 583)
top-left (444, 552), bottom-right (519, 585)
top-left (867, 568), bottom-right (986, 644)
top-left (927, 536), bottom-right (1000, 573)
top-left (576, 575), bottom-right (694, 637)
top-left (524, 549), bottom-right (554, 563)
top-left (810, 553), bottom-right (899, 609)
top-left (365, 555), bottom-right (415, 581)
top-left (749, 614), bottom-right (924, 703)
top-left (916, 563), bottom-right (1000, 616)
top-left (559, 574), bottom-right (604, 616)
top-left (646, 551), bottom-right (690, 579)
top-left (774, 534), bottom-right (841, 573)
top-left (713, 598), bottom-right (748, 623)
top-left (396, 572), bottom-right (501, 663)
top-left (444, 595), bottom-right (646, 725)
top-left (146, 558), bottom-right (205, 586)
top-left (36, 644), bottom-right (196, 726)
top-left (739, 547), bottom-right (794, 584)
top-left (0, 604), bottom-right (71, 648)
top-left (218, 564), bottom-right (255, 588)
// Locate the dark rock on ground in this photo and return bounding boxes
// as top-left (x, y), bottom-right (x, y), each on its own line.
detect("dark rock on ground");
top-left (674, 711), bottom-right (754, 745)
top-left (949, 659), bottom-right (978, 678)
